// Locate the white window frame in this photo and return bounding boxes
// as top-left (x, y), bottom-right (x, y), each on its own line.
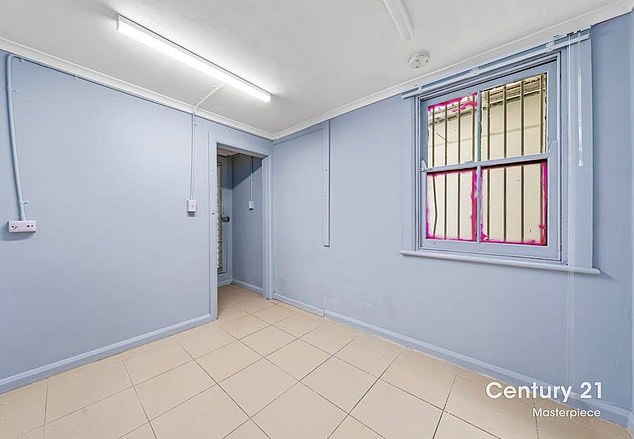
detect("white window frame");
top-left (419, 61), bottom-right (559, 260)
top-left (403, 31), bottom-right (597, 272)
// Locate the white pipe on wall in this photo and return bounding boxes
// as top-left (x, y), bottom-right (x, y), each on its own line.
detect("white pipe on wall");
top-left (189, 85), bottom-right (223, 202)
top-left (6, 54), bottom-right (27, 220)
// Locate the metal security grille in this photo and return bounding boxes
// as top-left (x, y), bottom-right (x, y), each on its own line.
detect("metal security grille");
top-left (217, 161), bottom-right (223, 273)
top-left (425, 73), bottom-right (548, 246)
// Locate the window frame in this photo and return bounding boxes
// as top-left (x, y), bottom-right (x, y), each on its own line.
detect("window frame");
top-left (416, 58), bottom-right (561, 261)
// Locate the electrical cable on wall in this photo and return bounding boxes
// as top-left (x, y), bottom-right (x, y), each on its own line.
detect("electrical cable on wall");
top-left (249, 155), bottom-right (254, 210)
top-left (187, 84), bottom-right (223, 214)
top-left (7, 55), bottom-right (26, 220)
top-left (6, 54), bottom-right (36, 233)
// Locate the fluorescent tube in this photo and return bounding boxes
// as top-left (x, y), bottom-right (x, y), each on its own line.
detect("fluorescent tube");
top-left (117, 15), bottom-right (271, 102)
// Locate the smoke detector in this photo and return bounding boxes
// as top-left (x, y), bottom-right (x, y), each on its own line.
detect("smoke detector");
top-left (409, 50), bottom-right (430, 69)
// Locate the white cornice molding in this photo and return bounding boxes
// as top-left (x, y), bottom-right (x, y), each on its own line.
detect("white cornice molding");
top-left (0, 36), bottom-right (275, 140)
top-left (272, 0), bottom-right (634, 139)
top-left (1, 0), bottom-right (632, 142)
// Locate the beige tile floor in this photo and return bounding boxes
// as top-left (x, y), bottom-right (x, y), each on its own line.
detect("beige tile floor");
top-left (1, 285), bottom-right (631, 439)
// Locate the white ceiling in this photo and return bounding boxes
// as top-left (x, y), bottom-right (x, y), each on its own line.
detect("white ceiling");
top-left (0, 0), bottom-right (631, 139)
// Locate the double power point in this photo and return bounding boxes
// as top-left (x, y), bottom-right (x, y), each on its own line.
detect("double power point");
top-left (8, 220), bottom-right (37, 233)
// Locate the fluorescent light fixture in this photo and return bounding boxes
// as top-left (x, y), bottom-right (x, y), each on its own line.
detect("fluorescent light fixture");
top-left (382, 0), bottom-right (414, 41)
top-left (117, 15), bottom-right (271, 102)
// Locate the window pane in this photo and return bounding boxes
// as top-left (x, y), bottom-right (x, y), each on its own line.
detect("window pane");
top-left (481, 74), bottom-right (547, 161)
top-left (427, 93), bottom-right (477, 167)
top-left (426, 169), bottom-right (477, 241)
top-left (481, 161), bottom-right (547, 245)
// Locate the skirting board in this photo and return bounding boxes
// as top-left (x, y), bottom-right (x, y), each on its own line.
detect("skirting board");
top-left (322, 307), bottom-right (631, 427)
top-left (218, 278), bottom-right (233, 287)
top-left (232, 279), bottom-right (264, 295)
top-left (272, 292), bottom-right (325, 317)
top-left (0, 314), bottom-right (212, 394)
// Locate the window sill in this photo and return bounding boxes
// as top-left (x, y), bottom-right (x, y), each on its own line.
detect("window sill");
top-left (400, 250), bottom-right (600, 275)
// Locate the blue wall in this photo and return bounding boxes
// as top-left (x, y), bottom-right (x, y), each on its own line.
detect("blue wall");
top-left (231, 154), bottom-right (263, 290)
top-left (271, 13), bottom-right (633, 423)
top-left (0, 52), bottom-right (271, 388)
top-left (273, 129), bottom-right (329, 304)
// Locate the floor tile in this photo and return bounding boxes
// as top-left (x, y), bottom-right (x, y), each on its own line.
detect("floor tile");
top-left (135, 361), bottom-right (215, 419)
top-left (215, 306), bottom-right (249, 323)
top-left (177, 325), bottom-right (235, 358)
top-left (534, 398), bottom-right (631, 439)
top-left (301, 322), bottom-right (358, 354)
top-left (335, 336), bottom-right (401, 376)
top-left (220, 359), bottom-right (296, 415)
top-left (434, 413), bottom-right (496, 439)
top-left (117, 337), bottom-right (174, 361)
top-left (381, 350), bottom-right (456, 408)
top-left (45, 388), bottom-right (146, 439)
top-left (220, 315), bottom-right (269, 339)
top-left (252, 304), bottom-right (296, 323)
top-left (267, 339), bottom-right (330, 379)
top-left (537, 414), bottom-right (631, 439)
top-left (151, 386), bottom-right (247, 439)
top-left (225, 420), bottom-right (268, 439)
top-left (400, 350), bottom-right (459, 374)
top-left (46, 360), bottom-right (131, 421)
top-left (197, 341), bottom-right (261, 382)
top-left (330, 416), bottom-right (383, 439)
top-left (123, 343), bottom-right (191, 385)
top-left (15, 426), bottom-right (43, 439)
top-left (241, 325), bottom-right (295, 356)
top-left (303, 357), bottom-right (375, 411)
top-left (253, 383), bottom-right (346, 439)
top-left (120, 423), bottom-right (156, 439)
top-left (275, 314), bottom-right (323, 337)
top-left (445, 377), bottom-right (537, 439)
top-left (232, 297), bottom-right (275, 314)
top-left (454, 365), bottom-right (494, 385)
top-left (0, 381), bottom-right (46, 439)
top-left (352, 380), bottom-right (442, 439)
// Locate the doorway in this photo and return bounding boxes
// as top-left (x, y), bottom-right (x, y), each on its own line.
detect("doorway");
top-left (212, 140), bottom-right (272, 320)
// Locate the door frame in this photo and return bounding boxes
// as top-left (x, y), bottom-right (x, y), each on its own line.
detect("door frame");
top-left (208, 134), bottom-right (273, 319)
top-left (216, 156), bottom-right (233, 286)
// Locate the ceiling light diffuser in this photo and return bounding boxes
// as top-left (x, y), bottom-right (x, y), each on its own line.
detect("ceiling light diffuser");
top-left (116, 15), bottom-right (271, 102)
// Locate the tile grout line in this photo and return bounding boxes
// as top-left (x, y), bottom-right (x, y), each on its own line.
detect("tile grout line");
top-left (324, 346), bottom-right (403, 438)
top-left (121, 358), bottom-right (159, 439)
top-left (244, 335), bottom-right (362, 433)
top-left (533, 399), bottom-right (541, 439)
top-left (43, 386), bottom-right (134, 430)
top-left (225, 356), bottom-right (301, 419)
top-left (214, 326), bottom-right (344, 425)
top-left (42, 379), bottom-right (49, 437)
top-left (43, 361), bottom-right (136, 425)
top-left (188, 352), bottom-right (272, 439)
top-left (439, 374), bottom-right (505, 439)
top-left (126, 346), bottom-right (194, 387)
top-left (431, 374), bottom-right (456, 439)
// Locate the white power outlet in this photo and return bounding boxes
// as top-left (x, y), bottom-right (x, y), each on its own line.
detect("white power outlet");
top-left (187, 199), bottom-right (197, 213)
top-left (9, 220), bottom-right (37, 233)
top-left (248, 201), bottom-right (255, 210)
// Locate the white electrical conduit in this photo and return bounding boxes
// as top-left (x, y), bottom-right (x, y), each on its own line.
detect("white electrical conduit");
top-left (250, 155), bottom-right (254, 205)
top-left (6, 54), bottom-right (27, 220)
top-left (189, 84), bottom-right (223, 201)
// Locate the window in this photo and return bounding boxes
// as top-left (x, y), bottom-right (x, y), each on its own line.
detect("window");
top-left (419, 61), bottom-right (559, 260)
